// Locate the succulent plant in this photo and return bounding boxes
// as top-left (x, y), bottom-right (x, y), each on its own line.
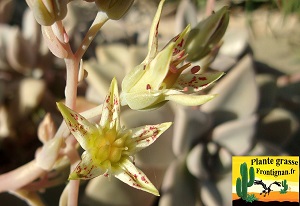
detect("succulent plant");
top-left (0, 1), bottom-right (299, 206)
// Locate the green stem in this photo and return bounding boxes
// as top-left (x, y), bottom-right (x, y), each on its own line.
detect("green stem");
top-left (75, 11), bottom-right (109, 60)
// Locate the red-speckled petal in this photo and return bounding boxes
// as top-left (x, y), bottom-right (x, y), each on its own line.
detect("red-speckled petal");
top-left (167, 25), bottom-right (190, 55)
top-left (56, 102), bottom-right (98, 150)
top-left (69, 151), bottom-right (104, 180)
top-left (131, 122), bottom-right (172, 153)
top-left (100, 78), bottom-right (120, 130)
top-left (174, 72), bottom-right (224, 92)
top-left (146, 0), bottom-right (165, 60)
top-left (115, 158), bottom-right (159, 196)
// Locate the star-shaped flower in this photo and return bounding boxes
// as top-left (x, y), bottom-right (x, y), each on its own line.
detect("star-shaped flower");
top-left (120, 0), bottom-right (224, 111)
top-left (57, 78), bottom-right (172, 196)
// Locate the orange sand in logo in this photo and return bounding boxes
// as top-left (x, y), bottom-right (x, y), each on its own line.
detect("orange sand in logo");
top-left (232, 192), bottom-right (299, 202)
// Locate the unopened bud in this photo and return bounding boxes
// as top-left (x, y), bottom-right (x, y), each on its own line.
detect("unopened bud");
top-left (41, 25), bottom-right (69, 58)
top-left (26, 0), bottom-right (69, 26)
top-left (185, 6), bottom-right (230, 62)
top-left (95, 0), bottom-right (134, 20)
top-left (36, 137), bottom-right (63, 170)
top-left (38, 113), bottom-right (57, 143)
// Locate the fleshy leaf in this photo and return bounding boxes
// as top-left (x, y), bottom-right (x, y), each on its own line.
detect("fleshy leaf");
top-left (131, 122), bottom-right (172, 152)
top-left (201, 55), bottom-right (258, 117)
top-left (115, 158), bottom-right (159, 196)
top-left (160, 159), bottom-right (198, 205)
top-left (174, 72), bottom-right (224, 92)
top-left (212, 115), bottom-right (257, 155)
top-left (69, 151), bottom-right (104, 180)
top-left (56, 102), bottom-right (98, 150)
top-left (165, 92), bottom-right (216, 106)
top-left (100, 78), bottom-right (120, 130)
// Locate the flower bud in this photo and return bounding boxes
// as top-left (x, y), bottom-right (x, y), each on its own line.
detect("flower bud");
top-left (38, 113), bottom-right (56, 144)
top-left (95, 0), bottom-right (134, 20)
top-left (36, 136), bottom-right (64, 170)
top-left (184, 6), bottom-right (230, 62)
top-left (26, 0), bottom-right (68, 26)
top-left (41, 25), bottom-right (68, 58)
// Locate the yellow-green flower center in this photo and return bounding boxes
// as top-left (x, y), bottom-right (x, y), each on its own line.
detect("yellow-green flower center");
top-left (89, 127), bottom-right (132, 171)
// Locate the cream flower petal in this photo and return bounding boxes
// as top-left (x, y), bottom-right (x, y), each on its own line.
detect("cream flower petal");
top-left (129, 42), bottom-right (174, 92)
top-left (100, 77), bottom-right (121, 130)
top-left (69, 151), bottom-right (104, 180)
top-left (174, 71), bottom-right (224, 92)
top-left (56, 102), bottom-right (98, 150)
top-left (121, 90), bottom-right (165, 110)
top-left (115, 158), bottom-right (159, 196)
top-left (131, 122), bottom-right (172, 153)
top-left (121, 64), bottom-right (147, 92)
top-left (146, 0), bottom-right (165, 61)
top-left (121, 0), bottom-right (165, 93)
top-left (165, 92), bottom-right (217, 106)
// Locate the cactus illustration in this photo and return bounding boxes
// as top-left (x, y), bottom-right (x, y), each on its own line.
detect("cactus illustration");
top-left (236, 162), bottom-right (255, 202)
top-left (280, 179), bottom-right (288, 194)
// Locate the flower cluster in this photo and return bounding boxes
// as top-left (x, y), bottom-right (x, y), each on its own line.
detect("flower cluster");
top-left (0, 0), bottom-right (228, 202)
top-left (120, 0), bottom-right (224, 110)
top-left (56, 0), bottom-right (226, 195)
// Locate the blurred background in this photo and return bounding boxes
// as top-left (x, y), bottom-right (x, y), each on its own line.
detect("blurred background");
top-left (0, 0), bottom-right (299, 205)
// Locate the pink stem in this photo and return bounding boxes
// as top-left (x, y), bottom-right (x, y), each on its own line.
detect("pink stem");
top-left (64, 48), bottom-right (80, 206)
top-left (205, 0), bottom-right (215, 16)
top-left (66, 147), bottom-right (81, 206)
top-left (0, 161), bottom-right (45, 193)
top-left (50, 19), bottom-right (81, 206)
top-left (62, 13), bottom-right (108, 205)
top-left (64, 57), bottom-right (79, 110)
